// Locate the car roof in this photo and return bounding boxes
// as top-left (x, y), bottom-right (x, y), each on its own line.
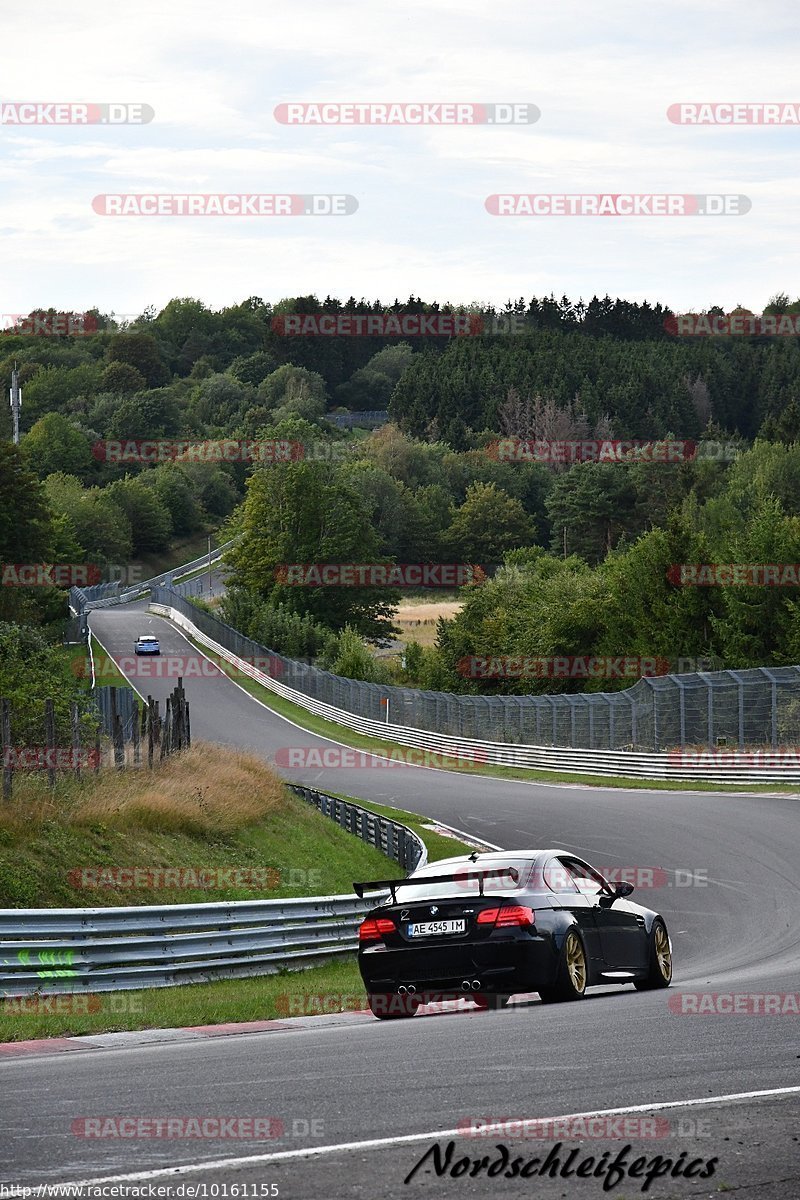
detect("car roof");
top-left (413, 850), bottom-right (542, 872)
top-left (411, 849), bottom-right (590, 874)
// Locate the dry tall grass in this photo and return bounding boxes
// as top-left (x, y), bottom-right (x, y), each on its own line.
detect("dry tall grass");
top-left (0, 743), bottom-right (285, 838)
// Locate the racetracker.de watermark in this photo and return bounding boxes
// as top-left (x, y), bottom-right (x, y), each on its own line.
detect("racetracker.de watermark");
top-left (666, 312), bottom-right (800, 337)
top-left (274, 746), bottom-right (488, 769)
top-left (274, 102), bottom-right (539, 124)
top-left (92, 439), bottom-right (312, 463)
top-left (485, 193), bottom-right (751, 216)
top-left (668, 563), bottom-right (800, 586)
top-left (668, 992), bottom-right (800, 1014)
top-left (1, 312), bottom-right (99, 336)
top-left (488, 438), bottom-right (697, 463)
top-left (272, 312), bottom-right (483, 336)
top-left (78, 654), bottom-right (284, 682)
top-left (65, 866), bottom-right (302, 890)
top-left (1, 563), bottom-right (102, 587)
top-left (456, 1116), bottom-right (673, 1139)
top-left (2, 994), bottom-right (143, 1015)
top-left (0, 102), bottom-right (154, 124)
top-left (275, 563), bottom-right (487, 587)
top-left (71, 1117), bottom-right (294, 1139)
top-left (667, 102), bottom-right (800, 125)
top-left (2, 748), bottom-right (101, 770)
top-left (92, 194), bottom-right (357, 216)
top-left (669, 748), bottom-right (800, 769)
top-left (457, 656), bottom-right (671, 680)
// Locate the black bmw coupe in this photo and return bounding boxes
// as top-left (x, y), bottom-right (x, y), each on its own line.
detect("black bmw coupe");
top-left (354, 850), bottom-right (672, 1019)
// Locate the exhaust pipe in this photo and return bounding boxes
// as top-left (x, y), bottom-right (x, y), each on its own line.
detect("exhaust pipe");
top-left (398, 985), bottom-right (407, 995)
top-left (472, 979), bottom-right (481, 990)
top-left (406, 984), bottom-right (416, 994)
top-left (461, 980), bottom-right (472, 991)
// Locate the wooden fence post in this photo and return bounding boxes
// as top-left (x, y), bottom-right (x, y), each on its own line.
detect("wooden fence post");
top-left (44, 698), bottom-right (56, 789)
top-left (1, 698), bottom-right (11, 800)
top-left (109, 688), bottom-right (124, 769)
top-left (146, 695), bottom-right (154, 769)
top-left (161, 697), bottom-right (171, 760)
top-left (70, 702), bottom-right (81, 782)
top-left (132, 698), bottom-right (141, 766)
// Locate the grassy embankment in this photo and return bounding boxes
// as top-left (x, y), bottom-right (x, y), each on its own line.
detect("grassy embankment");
top-left (0, 744), bottom-right (472, 1040)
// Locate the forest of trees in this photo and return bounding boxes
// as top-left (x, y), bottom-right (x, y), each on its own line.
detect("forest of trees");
top-left (3, 291), bottom-right (800, 694)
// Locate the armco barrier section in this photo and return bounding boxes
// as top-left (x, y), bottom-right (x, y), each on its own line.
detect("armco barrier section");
top-left (291, 785), bottom-right (427, 875)
top-left (147, 584), bottom-right (800, 759)
top-left (147, 596), bottom-right (800, 783)
top-left (69, 540), bottom-right (235, 615)
top-left (0, 788), bottom-right (426, 997)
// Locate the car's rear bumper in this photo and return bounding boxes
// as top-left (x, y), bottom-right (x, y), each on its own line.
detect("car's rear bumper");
top-left (359, 934), bottom-right (557, 996)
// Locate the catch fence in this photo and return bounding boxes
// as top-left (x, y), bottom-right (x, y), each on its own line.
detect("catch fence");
top-left (148, 585), bottom-right (800, 753)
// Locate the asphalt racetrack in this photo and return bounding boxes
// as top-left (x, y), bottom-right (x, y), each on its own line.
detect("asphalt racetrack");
top-left (1, 604), bottom-right (797, 1198)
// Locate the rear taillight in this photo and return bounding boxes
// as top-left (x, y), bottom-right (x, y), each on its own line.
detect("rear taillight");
top-left (477, 905), bottom-right (534, 928)
top-left (359, 917), bottom-right (397, 941)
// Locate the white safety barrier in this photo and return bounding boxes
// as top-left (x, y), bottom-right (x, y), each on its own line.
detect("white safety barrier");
top-left (149, 603), bottom-right (800, 784)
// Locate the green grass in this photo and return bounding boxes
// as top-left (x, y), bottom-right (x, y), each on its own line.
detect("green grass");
top-left (183, 638), bottom-right (800, 795)
top-left (58, 636), bottom-right (133, 691)
top-left (88, 633), bottom-right (132, 689)
top-left (0, 778), bottom-right (476, 1041)
top-left (0, 742), bottom-right (403, 908)
top-left (0, 958), bottom-right (369, 1042)
top-left (136, 534), bottom-right (220, 582)
top-left (0, 787), bottom-right (401, 909)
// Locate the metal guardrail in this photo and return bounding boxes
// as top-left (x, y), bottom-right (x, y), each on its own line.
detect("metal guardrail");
top-left (148, 587), bottom-right (800, 761)
top-left (290, 785), bottom-right (427, 875)
top-left (0, 788), bottom-right (426, 997)
top-left (69, 540), bottom-right (235, 615)
top-left (149, 595), bottom-right (800, 782)
top-left (74, 542), bottom-right (800, 777)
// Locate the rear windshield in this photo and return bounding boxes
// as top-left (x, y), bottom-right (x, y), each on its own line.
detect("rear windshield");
top-left (396, 858), bottom-right (533, 901)
top-left (139, 637), bottom-right (158, 642)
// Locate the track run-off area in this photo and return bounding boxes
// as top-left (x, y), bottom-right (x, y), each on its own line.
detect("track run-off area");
top-left (2, 603), bottom-right (798, 1198)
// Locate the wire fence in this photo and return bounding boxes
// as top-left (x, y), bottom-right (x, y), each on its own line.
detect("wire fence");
top-left (326, 410), bottom-right (389, 429)
top-left (147, 585), bottom-right (800, 752)
top-left (68, 540), bottom-right (235, 615)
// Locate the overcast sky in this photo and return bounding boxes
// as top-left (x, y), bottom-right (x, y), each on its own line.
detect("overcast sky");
top-left (1, 0), bottom-right (798, 317)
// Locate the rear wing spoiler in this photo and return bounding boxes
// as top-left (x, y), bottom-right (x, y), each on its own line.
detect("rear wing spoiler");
top-left (353, 867), bottom-right (519, 903)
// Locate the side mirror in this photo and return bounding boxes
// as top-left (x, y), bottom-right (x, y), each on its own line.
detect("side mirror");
top-left (598, 880), bottom-right (634, 907)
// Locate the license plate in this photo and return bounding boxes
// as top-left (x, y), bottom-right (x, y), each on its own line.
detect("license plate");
top-left (407, 919), bottom-right (466, 937)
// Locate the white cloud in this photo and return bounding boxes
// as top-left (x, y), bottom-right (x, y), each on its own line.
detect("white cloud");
top-left (1, 0), bottom-right (799, 313)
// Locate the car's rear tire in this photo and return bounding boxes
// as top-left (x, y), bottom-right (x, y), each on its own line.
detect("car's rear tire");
top-left (538, 929), bottom-right (587, 1003)
top-left (634, 919), bottom-right (672, 990)
top-left (367, 992), bottom-right (419, 1020)
top-left (472, 993), bottom-right (511, 1010)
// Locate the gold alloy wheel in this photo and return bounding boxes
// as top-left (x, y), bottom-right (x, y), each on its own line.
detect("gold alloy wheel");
top-left (566, 932), bottom-right (587, 992)
top-left (655, 924), bottom-right (672, 980)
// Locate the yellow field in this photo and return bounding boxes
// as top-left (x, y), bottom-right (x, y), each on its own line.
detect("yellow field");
top-left (394, 599), bottom-right (462, 647)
